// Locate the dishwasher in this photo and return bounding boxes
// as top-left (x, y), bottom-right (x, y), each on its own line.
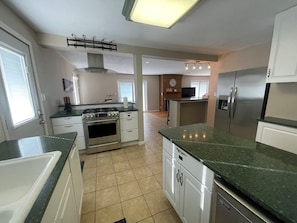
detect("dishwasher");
top-left (212, 179), bottom-right (277, 223)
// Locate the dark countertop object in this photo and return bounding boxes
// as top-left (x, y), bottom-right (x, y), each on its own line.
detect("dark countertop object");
top-left (259, 116), bottom-right (297, 129)
top-left (159, 124), bottom-right (297, 223)
top-left (0, 132), bottom-right (77, 223)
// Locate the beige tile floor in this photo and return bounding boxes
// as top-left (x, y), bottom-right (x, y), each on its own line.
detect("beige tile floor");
top-left (80, 112), bottom-right (182, 223)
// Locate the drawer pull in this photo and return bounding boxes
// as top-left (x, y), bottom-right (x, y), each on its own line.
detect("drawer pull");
top-left (176, 169), bottom-right (180, 183)
top-left (179, 155), bottom-right (183, 161)
top-left (180, 172), bottom-right (183, 186)
top-left (65, 125), bottom-right (72, 127)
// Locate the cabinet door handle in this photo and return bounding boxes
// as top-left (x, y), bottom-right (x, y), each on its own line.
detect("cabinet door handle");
top-left (65, 125), bottom-right (72, 127)
top-left (176, 169), bottom-right (180, 183)
top-left (180, 172), bottom-right (183, 186)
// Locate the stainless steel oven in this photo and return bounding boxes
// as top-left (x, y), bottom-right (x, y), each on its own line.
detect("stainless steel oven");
top-left (82, 108), bottom-right (121, 154)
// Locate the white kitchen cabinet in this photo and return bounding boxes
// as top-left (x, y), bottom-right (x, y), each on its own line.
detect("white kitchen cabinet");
top-left (266, 5), bottom-right (297, 83)
top-left (68, 145), bottom-right (83, 216)
top-left (52, 116), bottom-right (86, 150)
top-left (162, 137), bottom-right (214, 223)
top-left (120, 111), bottom-right (138, 143)
top-left (41, 145), bottom-right (83, 223)
top-left (256, 121), bottom-right (297, 155)
top-left (41, 161), bottom-right (79, 223)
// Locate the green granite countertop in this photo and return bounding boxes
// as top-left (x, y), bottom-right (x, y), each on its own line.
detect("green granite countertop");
top-left (0, 132), bottom-right (77, 223)
top-left (50, 109), bottom-right (84, 118)
top-left (159, 123), bottom-right (297, 223)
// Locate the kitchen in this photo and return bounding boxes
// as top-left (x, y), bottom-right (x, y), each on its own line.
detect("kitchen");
top-left (1, 0), bottom-right (297, 223)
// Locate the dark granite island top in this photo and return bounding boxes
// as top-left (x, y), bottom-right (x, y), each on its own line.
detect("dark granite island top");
top-left (0, 132), bottom-right (77, 223)
top-left (159, 123), bottom-right (297, 223)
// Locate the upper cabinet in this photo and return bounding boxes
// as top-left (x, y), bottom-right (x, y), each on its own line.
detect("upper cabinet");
top-left (267, 5), bottom-right (297, 83)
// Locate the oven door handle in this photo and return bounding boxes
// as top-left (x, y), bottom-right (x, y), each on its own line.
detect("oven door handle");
top-left (84, 118), bottom-right (118, 124)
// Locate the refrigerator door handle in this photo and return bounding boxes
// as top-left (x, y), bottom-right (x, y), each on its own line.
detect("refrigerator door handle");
top-left (227, 87), bottom-right (233, 118)
top-left (231, 87), bottom-right (238, 118)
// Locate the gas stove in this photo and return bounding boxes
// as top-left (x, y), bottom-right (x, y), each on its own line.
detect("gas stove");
top-left (82, 107), bottom-right (119, 120)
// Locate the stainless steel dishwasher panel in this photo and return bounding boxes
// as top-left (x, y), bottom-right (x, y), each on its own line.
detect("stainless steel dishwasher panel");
top-left (212, 179), bottom-right (276, 223)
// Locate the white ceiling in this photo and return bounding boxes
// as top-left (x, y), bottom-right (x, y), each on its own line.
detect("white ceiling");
top-left (3, 0), bottom-right (297, 75)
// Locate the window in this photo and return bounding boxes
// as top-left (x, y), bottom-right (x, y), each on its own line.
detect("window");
top-left (191, 81), bottom-right (209, 98)
top-left (118, 80), bottom-right (135, 102)
top-left (0, 45), bottom-right (36, 127)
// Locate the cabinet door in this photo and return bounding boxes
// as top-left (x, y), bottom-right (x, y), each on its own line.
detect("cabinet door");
top-left (179, 166), bottom-right (203, 223)
top-left (56, 173), bottom-right (79, 223)
top-left (267, 5), bottom-right (297, 83)
top-left (69, 145), bottom-right (84, 216)
top-left (163, 150), bottom-right (179, 212)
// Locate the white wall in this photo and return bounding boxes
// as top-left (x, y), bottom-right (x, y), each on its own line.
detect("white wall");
top-left (265, 83), bottom-right (297, 120)
top-left (207, 43), bottom-right (271, 127)
top-left (143, 75), bottom-right (160, 111)
top-left (78, 73), bottom-right (161, 111)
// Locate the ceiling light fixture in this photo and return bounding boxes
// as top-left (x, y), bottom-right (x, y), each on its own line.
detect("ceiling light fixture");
top-left (198, 64), bottom-right (203, 70)
top-left (122, 0), bottom-right (200, 28)
top-left (185, 64), bottom-right (189, 70)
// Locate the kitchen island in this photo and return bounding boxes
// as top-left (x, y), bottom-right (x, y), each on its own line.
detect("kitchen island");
top-left (159, 123), bottom-right (297, 223)
top-left (168, 98), bottom-right (207, 127)
top-left (0, 132), bottom-right (78, 223)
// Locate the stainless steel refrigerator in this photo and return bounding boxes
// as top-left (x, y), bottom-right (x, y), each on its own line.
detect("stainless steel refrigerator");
top-left (214, 67), bottom-right (267, 141)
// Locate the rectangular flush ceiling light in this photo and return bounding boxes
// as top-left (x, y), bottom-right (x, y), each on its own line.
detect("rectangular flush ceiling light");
top-left (122, 0), bottom-right (200, 28)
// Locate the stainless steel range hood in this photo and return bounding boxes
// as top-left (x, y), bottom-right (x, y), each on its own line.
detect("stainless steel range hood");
top-left (75, 53), bottom-right (108, 73)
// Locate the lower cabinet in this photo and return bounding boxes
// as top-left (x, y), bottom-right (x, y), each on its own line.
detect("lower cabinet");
top-left (163, 137), bottom-right (214, 223)
top-left (256, 121), bottom-right (297, 155)
top-left (120, 111), bottom-right (139, 143)
top-left (41, 145), bottom-right (83, 223)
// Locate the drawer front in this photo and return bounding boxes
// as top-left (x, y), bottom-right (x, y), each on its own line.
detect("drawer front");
top-left (163, 137), bottom-right (174, 156)
top-left (52, 116), bottom-right (82, 126)
top-left (121, 129), bottom-right (138, 142)
top-left (174, 146), bottom-right (214, 191)
top-left (76, 136), bottom-right (86, 150)
top-left (120, 111), bottom-right (138, 119)
top-left (53, 124), bottom-right (84, 137)
top-left (120, 118), bottom-right (138, 130)
top-left (256, 121), bottom-right (297, 155)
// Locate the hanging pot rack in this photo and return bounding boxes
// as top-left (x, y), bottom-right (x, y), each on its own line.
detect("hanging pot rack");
top-left (67, 35), bottom-right (117, 51)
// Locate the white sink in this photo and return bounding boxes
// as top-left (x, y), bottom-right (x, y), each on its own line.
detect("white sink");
top-left (0, 151), bottom-right (61, 223)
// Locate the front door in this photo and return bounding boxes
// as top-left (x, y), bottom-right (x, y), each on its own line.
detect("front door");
top-left (0, 28), bottom-right (45, 140)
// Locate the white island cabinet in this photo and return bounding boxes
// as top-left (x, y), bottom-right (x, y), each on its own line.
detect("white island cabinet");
top-left (266, 5), bottom-right (297, 83)
top-left (162, 137), bottom-right (214, 223)
top-left (52, 116), bottom-right (86, 150)
top-left (120, 111), bottom-right (139, 143)
top-left (41, 145), bottom-right (83, 223)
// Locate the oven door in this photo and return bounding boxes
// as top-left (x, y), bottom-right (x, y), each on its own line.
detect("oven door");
top-left (84, 118), bottom-right (120, 147)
